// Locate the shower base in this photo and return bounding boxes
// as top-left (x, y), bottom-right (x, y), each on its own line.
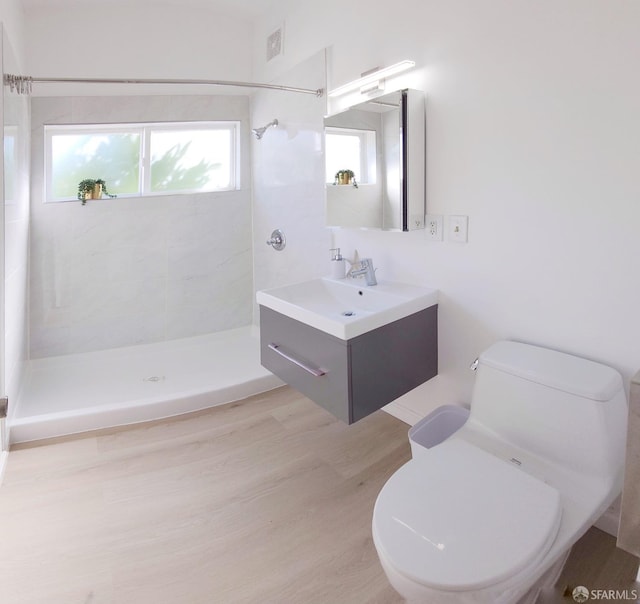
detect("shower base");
top-left (11, 326), bottom-right (282, 444)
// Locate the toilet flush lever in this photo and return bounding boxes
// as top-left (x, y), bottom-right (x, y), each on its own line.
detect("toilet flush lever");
top-left (470, 358), bottom-right (479, 372)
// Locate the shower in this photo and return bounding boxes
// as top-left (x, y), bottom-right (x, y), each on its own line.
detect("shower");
top-left (252, 119), bottom-right (278, 139)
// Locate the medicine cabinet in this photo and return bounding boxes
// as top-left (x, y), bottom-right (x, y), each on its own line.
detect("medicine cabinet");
top-left (324, 88), bottom-right (425, 231)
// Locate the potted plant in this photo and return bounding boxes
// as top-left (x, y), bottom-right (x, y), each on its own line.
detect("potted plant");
top-left (77, 178), bottom-right (117, 205)
top-left (333, 169), bottom-right (358, 188)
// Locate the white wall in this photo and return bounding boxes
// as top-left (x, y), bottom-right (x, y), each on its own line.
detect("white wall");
top-left (250, 0), bottom-right (640, 422)
top-left (24, 3), bottom-right (252, 96)
top-left (0, 0), bottom-right (25, 62)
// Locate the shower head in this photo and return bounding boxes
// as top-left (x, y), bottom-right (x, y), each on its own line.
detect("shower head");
top-left (252, 119), bottom-right (278, 140)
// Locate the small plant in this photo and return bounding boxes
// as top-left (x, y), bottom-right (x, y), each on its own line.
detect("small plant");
top-left (77, 179), bottom-right (117, 205)
top-left (333, 169), bottom-right (358, 188)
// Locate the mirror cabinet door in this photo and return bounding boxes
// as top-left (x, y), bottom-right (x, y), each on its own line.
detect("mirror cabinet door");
top-left (324, 89), bottom-right (425, 231)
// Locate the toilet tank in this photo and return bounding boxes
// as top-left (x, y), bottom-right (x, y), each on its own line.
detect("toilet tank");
top-left (469, 341), bottom-right (627, 483)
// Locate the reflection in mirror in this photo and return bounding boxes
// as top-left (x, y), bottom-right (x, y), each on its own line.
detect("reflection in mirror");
top-left (324, 89), bottom-right (425, 231)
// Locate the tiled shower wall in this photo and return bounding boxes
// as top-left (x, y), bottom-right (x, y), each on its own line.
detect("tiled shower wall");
top-left (250, 50), bottom-right (330, 321)
top-left (29, 95), bottom-right (253, 358)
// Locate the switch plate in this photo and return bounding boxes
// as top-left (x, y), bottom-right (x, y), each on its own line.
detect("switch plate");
top-left (426, 215), bottom-right (443, 241)
top-left (448, 215), bottom-right (468, 243)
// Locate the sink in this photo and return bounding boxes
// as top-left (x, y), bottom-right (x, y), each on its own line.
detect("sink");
top-left (256, 277), bottom-right (438, 340)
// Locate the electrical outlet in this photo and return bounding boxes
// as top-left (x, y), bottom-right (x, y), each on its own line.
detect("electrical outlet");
top-left (410, 215), bottom-right (424, 230)
top-left (426, 215), bottom-right (443, 241)
top-left (448, 215), bottom-right (469, 243)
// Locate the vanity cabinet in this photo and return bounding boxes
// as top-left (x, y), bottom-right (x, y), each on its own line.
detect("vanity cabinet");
top-left (259, 304), bottom-right (438, 424)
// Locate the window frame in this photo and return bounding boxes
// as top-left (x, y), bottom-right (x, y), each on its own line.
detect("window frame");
top-left (44, 120), bottom-right (241, 203)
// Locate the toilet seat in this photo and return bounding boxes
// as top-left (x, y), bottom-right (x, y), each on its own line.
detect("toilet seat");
top-left (372, 439), bottom-right (562, 592)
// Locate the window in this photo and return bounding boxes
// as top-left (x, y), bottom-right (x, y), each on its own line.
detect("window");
top-left (44, 121), bottom-right (240, 202)
top-left (325, 127), bottom-right (376, 185)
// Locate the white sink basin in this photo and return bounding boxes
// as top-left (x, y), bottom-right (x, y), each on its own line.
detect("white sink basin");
top-left (256, 277), bottom-right (438, 340)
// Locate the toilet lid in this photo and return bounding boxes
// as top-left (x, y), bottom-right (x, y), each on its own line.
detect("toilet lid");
top-left (373, 439), bottom-right (561, 591)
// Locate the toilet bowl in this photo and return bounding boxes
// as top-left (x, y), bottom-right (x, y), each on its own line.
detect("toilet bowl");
top-left (372, 341), bottom-right (628, 604)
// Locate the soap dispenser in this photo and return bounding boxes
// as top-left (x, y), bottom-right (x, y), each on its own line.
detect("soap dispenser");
top-left (330, 248), bottom-right (346, 279)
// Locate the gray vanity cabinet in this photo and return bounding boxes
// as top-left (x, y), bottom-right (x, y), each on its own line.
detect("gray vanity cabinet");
top-left (259, 305), bottom-right (438, 424)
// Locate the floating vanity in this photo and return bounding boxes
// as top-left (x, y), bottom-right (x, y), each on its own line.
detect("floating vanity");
top-left (257, 277), bottom-right (438, 423)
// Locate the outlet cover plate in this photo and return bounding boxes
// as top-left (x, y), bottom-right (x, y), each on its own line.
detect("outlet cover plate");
top-left (426, 214), bottom-right (443, 241)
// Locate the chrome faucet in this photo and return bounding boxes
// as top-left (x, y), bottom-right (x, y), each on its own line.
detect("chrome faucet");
top-left (349, 258), bottom-right (377, 286)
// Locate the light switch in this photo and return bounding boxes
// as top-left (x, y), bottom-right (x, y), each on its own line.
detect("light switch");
top-left (448, 215), bottom-right (468, 243)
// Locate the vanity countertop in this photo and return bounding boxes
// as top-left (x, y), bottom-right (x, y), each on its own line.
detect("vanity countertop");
top-left (257, 277), bottom-right (438, 340)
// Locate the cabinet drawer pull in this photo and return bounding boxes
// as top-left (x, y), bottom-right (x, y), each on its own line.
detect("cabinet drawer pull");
top-left (268, 343), bottom-right (326, 377)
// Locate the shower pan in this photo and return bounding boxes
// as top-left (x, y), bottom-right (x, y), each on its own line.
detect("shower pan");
top-left (11, 327), bottom-right (282, 444)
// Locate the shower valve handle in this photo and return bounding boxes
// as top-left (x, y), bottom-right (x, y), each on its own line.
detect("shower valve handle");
top-left (266, 229), bottom-right (286, 251)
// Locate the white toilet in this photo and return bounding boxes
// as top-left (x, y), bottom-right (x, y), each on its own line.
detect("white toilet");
top-left (372, 341), bottom-right (628, 604)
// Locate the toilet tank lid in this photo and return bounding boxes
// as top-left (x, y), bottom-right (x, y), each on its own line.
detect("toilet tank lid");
top-left (479, 341), bottom-right (623, 402)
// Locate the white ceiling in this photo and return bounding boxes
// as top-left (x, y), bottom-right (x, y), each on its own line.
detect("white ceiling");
top-left (19, 0), bottom-right (286, 20)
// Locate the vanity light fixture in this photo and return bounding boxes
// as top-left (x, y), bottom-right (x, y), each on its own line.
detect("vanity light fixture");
top-left (327, 60), bottom-right (416, 98)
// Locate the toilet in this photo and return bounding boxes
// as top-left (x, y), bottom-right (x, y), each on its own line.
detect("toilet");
top-left (372, 341), bottom-right (628, 604)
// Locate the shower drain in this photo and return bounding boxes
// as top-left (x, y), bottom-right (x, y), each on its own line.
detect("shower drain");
top-left (143, 375), bottom-right (165, 382)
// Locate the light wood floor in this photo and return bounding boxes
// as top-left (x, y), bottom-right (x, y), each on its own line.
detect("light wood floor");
top-left (0, 386), bottom-right (637, 604)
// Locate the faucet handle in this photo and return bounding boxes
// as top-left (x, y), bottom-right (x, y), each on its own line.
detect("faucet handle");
top-left (360, 258), bottom-right (377, 286)
top-left (266, 229), bottom-right (286, 251)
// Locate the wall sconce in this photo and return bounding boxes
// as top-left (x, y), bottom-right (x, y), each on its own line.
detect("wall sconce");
top-left (327, 60), bottom-right (416, 98)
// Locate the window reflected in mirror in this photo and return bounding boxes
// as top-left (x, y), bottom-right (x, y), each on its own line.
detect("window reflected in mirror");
top-left (325, 127), bottom-right (376, 186)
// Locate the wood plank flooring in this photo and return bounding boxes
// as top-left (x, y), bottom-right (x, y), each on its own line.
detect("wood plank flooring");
top-left (0, 386), bottom-right (637, 603)
top-left (539, 528), bottom-right (639, 604)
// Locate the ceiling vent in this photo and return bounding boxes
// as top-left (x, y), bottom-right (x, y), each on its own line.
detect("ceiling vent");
top-left (266, 25), bottom-right (284, 62)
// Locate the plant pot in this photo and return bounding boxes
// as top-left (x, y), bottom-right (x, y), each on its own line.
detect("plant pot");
top-left (92, 183), bottom-right (103, 199)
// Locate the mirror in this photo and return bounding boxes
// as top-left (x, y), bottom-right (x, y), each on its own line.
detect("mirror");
top-left (324, 89), bottom-right (425, 231)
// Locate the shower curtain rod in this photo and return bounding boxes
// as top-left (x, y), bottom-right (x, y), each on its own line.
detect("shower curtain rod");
top-left (3, 73), bottom-right (324, 97)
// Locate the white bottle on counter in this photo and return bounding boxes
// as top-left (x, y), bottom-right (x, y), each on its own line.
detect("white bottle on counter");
top-left (330, 248), bottom-right (346, 279)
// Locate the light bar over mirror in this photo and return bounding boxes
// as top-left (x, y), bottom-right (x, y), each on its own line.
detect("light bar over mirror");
top-left (328, 60), bottom-right (416, 98)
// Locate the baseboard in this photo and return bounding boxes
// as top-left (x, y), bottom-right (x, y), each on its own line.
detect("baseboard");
top-left (594, 500), bottom-right (621, 537)
top-left (382, 401), bottom-right (422, 426)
